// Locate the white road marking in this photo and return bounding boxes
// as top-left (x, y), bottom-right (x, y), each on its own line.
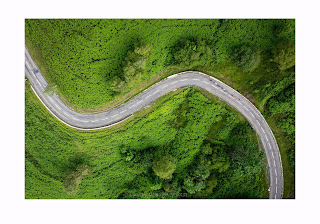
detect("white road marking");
top-left (154, 90), bottom-right (159, 94)
top-left (262, 128), bottom-right (266, 134)
top-left (162, 85), bottom-right (168, 89)
top-left (145, 95), bottom-right (151, 99)
top-left (62, 111), bottom-right (70, 117)
top-left (250, 112), bottom-right (255, 118)
top-left (26, 61), bottom-right (31, 69)
top-left (35, 78), bottom-right (41, 86)
top-left (274, 160), bottom-right (276, 167)
top-left (276, 187), bottom-right (278, 194)
top-left (129, 105), bottom-right (135, 109)
top-left (111, 114), bottom-right (118, 118)
top-left (120, 110), bottom-right (126, 114)
top-left (238, 101), bottom-right (242, 105)
top-left (271, 151), bottom-right (274, 158)
top-left (193, 79), bottom-right (200, 81)
top-left (181, 79), bottom-right (188, 82)
top-left (137, 100), bottom-right (143, 104)
top-left (55, 104), bottom-right (61, 110)
top-left (275, 195), bottom-right (277, 199)
top-left (275, 169), bottom-right (277, 176)
top-left (243, 106), bottom-right (249, 111)
top-left (266, 136), bottom-right (269, 142)
top-left (257, 120), bottom-right (261, 126)
top-left (211, 85), bottom-right (217, 89)
top-left (48, 97), bottom-right (61, 110)
top-left (172, 81), bottom-right (177, 84)
top-left (203, 81), bottom-right (210, 85)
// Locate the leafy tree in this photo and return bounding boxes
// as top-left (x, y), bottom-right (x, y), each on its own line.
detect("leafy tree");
top-left (183, 176), bottom-right (206, 194)
top-left (182, 165), bottom-right (211, 194)
top-left (199, 143), bottom-right (230, 173)
top-left (134, 41), bottom-right (153, 59)
top-left (44, 83), bottom-right (57, 95)
top-left (63, 164), bottom-right (91, 195)
top-left (152, 154), bottom-right (176, 180)
top-left (163, 178), bottom-right (181, 193)
top-left (147, 175), bottom-right (163, 191)
top-left (230, 44), bottom-right (260, 71)
top-left (123, 40), bottom-right (152, 83)
top-left (273, 20), bottom-right (295, 39)
top-left (110, 77), bottom-right (127, 93)
top-left (172, 39), bottom-right (213, 66)
top-left (272, 41), bottom-right (295, 71)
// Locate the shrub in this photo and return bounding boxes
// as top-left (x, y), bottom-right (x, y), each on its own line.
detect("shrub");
top-left (272, 41), bottom-right (295, 71)
top-left (152, 154), bottom-right (176, 180)
top-left (229, 44), bottom-right (260, 71)
top-left (63, 164), bottom-right (91, 195)
top-left (172, 38), bottom-right (213, 66)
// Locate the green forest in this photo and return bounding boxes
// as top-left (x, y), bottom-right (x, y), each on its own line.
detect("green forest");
top-left (25, 19), bottom-right (295, 198)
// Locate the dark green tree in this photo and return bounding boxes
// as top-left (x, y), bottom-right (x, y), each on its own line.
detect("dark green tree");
top-left (230, 44), bottom-right (260, 71)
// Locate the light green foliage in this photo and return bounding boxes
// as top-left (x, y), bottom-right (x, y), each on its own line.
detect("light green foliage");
top-left (26, 19), bottom-right (294, 110)
top-left (200, 144), bottom-right (230, 173)
top-left (183, 176), bottom-right (206, 194)
top-left (272, 41), bottom-right (295, 71)
top-left (26, 85), bottom-right (265, 198)
top-left (260, 73), bottom-right (295, 105)
top-left (122, 41), bottom-right (153, 88)
top-left (63, 164), bottom-right (91, 195)
top-left (152, 154), bottom-right (176, 180)
top-left (110, 77), bottom-right (127, 93)
top-left (267, 81), bottom-right (295, 169)
top-left (25, 19), bottom-right (296, 198)
top-left (172, 39), bottom-right (213, 66)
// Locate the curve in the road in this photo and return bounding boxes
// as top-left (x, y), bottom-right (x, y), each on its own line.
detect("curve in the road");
top-left (25, 47), bottom-right (283, 199)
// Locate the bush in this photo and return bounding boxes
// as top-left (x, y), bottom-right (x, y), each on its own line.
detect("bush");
top-left (152, 154), bottom-right (176, 180)
top-left (123, 41), bottom-right (152, 82)
top-left (229, 44), bottom-right (260, 71)
top-left (111, 40), bottom-right (153, 93)
top-left (272, 40), bottom-right (295, 71)
top-left (171, 38), bottom-right (213, 66)
top-left (63, 164), bottom-right (91, 195)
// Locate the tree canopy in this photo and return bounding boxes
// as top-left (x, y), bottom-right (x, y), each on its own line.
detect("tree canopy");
top-left (229, 44), bottom-right (260, 71)
top-left (152, 154), bottom-right (176, 180)
top-left (272, 41), bottom-right (295, 71)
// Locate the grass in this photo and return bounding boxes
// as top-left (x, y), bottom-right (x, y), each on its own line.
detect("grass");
top-left (25, 19), bottom-right (294, 198)
top-left (265, 116), bottom-right (295, 198)
top-left (25, 82), bottom-right (266, 198)
top-left (25, 19), bottom-right (294, 111)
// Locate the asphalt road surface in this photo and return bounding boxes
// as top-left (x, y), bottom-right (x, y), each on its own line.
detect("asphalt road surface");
top-left (25, 46), bottom-right (283, 199)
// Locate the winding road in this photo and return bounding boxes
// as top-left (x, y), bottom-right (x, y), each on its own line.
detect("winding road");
top-left (25, 46), bottom-right (283, 199)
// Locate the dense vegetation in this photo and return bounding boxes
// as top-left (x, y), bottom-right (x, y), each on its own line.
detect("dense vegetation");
top-left (25, 84), bottom-right (266, 199)
top-left (25, 19), bottom-right (294, 110)
top-left (25, 19), bottom-right (295, 198)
